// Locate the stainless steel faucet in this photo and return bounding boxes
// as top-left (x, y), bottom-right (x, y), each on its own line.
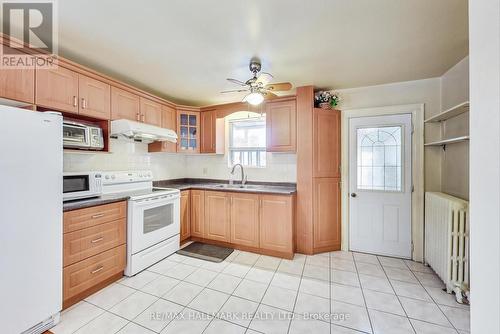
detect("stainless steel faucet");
top-left (230, 163), bottom-right (247, 185)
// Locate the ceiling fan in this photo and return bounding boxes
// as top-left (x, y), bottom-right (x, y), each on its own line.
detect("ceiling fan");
top-left (222, 57), bottom-right (293, 105)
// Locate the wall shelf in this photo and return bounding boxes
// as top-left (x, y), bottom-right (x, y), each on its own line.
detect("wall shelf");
top-left (424, 101), bottom-right (469, 123)
top-left (425, 136), bottom-right (470, 147)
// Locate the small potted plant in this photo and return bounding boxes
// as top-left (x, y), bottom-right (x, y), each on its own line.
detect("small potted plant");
top-left (315, 91), bottom-right (341, 109)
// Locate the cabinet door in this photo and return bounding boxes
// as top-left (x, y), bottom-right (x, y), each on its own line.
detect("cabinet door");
top-left (204, 191), bottom-right (231, 242)
top-left (201, 109), bottom-right (216, 153)
top-left (36, 66), bottom-right (79, 114)
top-left (148, 104), bottom-right (177, 153)
top-left (78, 75), bottom-right (111, 120)
top-left (260, 194), bottom-right (293, 253)
top-left (266, 99), bottom-right (296, 152)
top-left (178, 110), bottom-right (200, 153)
top-left (111, 87), bottom-right (140, 121)
top-left (313, 178), bottom-right (341, 250)
top-left (180, 190), bottom-right (191, 242)
top-left (230, 193), bottom-right (259, 247)
top-left (190, 190), bottom-right (205, 238)
top-left (0, 48), bottom-right (34, 103)
top-left (313, 109), bottom-right (341, 177)
top-left (140, 97), bottom-right (162, 126)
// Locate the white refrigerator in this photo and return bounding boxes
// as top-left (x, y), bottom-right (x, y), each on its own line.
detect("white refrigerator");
top-left (0, 105), bottom-right (63, 333)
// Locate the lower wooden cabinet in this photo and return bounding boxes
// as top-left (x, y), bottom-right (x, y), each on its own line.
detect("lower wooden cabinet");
top-left (260, 194), bottom-right (294, 254)
top-left (230, 193), bottom-right (260, 247)
top-left (313, 178), bottom-right (341, 251)
top-left (62, 201), bottom-right (127, 309)
top-left (190, 190), bottom-right (205, 237)
top-left (204, 191), bottom-right (231, 242)
top-left (180, 190), bottom-right (191, 241)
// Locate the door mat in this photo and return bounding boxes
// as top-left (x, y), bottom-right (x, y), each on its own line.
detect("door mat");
top-left (176, 242), bottom-right (234, 263)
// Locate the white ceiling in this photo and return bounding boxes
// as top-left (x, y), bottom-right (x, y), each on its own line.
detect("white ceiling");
top-left (57, 0), bottom-right (468, 106)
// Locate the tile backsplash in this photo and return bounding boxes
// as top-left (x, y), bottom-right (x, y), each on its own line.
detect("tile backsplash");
top-left (64, 139), bottom-right (297, 182)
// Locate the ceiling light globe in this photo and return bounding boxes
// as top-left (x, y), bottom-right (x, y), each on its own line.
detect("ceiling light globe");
top-left (244, 92), bottom-right (264, 105)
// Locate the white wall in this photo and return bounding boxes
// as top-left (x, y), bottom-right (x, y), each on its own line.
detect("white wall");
top-left (469, 0), bottom-right (500, 332)
top-left (337, 77), bottom-right (442, 192)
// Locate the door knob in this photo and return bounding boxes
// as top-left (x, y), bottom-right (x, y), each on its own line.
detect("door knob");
top-left (351, 193), bottom-right (357, 198)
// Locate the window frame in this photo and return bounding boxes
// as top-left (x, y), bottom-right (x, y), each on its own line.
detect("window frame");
top-left (227, 116), bottom-right (267, 168)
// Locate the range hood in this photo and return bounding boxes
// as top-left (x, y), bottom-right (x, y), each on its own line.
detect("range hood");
top-left (110, 119), bottom-right (177, 143)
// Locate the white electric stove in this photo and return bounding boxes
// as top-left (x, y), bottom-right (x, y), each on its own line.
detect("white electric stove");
top-left (101, 171), bottom-right (180, 276)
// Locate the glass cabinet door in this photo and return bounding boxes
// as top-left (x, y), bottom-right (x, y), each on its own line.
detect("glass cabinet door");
top-left (178, 111), bottom-right (199, 152)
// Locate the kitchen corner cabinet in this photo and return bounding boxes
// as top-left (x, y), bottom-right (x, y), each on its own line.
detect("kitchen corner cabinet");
top-left (180, 190), bottom-right (191, 242)
top-left (111, 87), bottom-right (140, 121)
top-left (204, 191), bottom-right (231, 242)
top-left (266, 98), bottom-right (297, 152)
top-left (149, 104), bottom-right (178, 153)
top-left (140, 97), bottom-right (162, 126)
top-left (313, 177), bottom-right (341, 251)
top-left (190, 190), bottom-right (205, 237)
top-left (260, 194), bottom-right (294, 253)
top-left (230, 193), bottom-right (260, 247)
top-left (177, 109), bottom-right (200, 153)
top-left (201, 109), bottom-right (216, 153)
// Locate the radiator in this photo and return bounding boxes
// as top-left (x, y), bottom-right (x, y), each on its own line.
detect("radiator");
top-left (424, 192), bottom-right (469, 294)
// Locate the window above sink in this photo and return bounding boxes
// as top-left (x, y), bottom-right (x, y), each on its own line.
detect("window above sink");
top-left (228, 112), bottom-right (266, 168)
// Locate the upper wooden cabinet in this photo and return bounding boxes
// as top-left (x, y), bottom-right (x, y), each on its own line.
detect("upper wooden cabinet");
top-left (266, 98), bottom-right (297, 152)
top-left (36, 66), bottom-right (79, 114)
top-left (201, 109), bottom-right (216, 153)
top-left (149, 104), bottom-right (178, 153)
top-left (313, 177), bottom-right (341, 251)
top-left (204, 191), bottom-right (231, 243)
top-left (78, 75), bottom-right (111, 119)
top-left (190, 190), bottom-right (205, 238)
top-left (180, 190), bottom-right (191, 242)
top-left (230, 193), bottom-right (260, 248)
top-left (177, 109), bottom-right (200, 153)
top-left (313, 108), bottom-right (341, 178)
top-left (0, 48), bottom-right (34, 103)
top-left (111, 87), bottom-right (140, 121)
top-left (260, 194), bottom-right (294, 253)
top-left (140, 97), bottom-right (162, 126)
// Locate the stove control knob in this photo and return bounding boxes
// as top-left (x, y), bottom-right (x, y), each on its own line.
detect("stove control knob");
top-left (105, 175), bottom-right (110, 180)
top-left (111, 175), bottom-right (115, 179)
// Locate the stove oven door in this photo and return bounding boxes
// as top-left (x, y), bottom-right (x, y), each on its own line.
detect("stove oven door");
top-left (129, 193), bottom-right (180, 254)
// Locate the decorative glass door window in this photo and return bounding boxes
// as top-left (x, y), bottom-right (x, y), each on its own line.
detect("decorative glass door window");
top-left (179, 113), bottom-right (198, 150)
top-left (357, 126), bottom-right (402, 191)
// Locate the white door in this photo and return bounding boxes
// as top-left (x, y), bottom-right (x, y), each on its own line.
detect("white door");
top-left (349, 114), bottom-right (412, 258)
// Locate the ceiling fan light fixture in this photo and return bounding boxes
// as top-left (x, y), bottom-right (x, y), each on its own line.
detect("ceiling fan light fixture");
top-left (244, 91), bottom-right (264, 105)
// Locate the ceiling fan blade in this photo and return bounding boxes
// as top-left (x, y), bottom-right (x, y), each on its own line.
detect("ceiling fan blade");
top-left (226, 78), bottom-right (248, 86)
top-left (256, 72), bottom-right (274, 86)
top-left (264, 82), bottom-right (293, 91)
top-left (221, 89), bottom-right (249, 94)
top-left (262, 91), bottom-right (279, 100)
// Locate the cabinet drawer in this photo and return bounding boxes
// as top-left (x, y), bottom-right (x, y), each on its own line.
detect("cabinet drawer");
top-left (64, 219), bottom-right (126, 267)
top-left (64, 201), bottom-right (127, 233)
top-left (63, 245), bottom-right (126, 301)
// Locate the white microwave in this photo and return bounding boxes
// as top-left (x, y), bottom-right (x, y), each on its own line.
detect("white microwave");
top-left (63, 172), bottom-right (103, 201)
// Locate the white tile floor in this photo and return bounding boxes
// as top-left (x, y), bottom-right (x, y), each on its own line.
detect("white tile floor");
top-left (52, 250), bottom-right (470, 334)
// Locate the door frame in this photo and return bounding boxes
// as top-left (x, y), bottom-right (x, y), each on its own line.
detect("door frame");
top-left (341, 104), bottom-right (424, 261)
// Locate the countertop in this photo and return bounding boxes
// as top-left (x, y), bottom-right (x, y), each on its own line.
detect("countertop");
top-left (154, 178), bottom-right (297, 195)
top-left (63, 178), bottom-right (296, 212)
top-left (63, 193), bottom-right (130, 212)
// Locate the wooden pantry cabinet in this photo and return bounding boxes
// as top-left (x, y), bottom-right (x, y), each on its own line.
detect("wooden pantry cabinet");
top-left (313, 108), bottom-right (341, 178)
top-left (62, 201), bottom-right (127, 309)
